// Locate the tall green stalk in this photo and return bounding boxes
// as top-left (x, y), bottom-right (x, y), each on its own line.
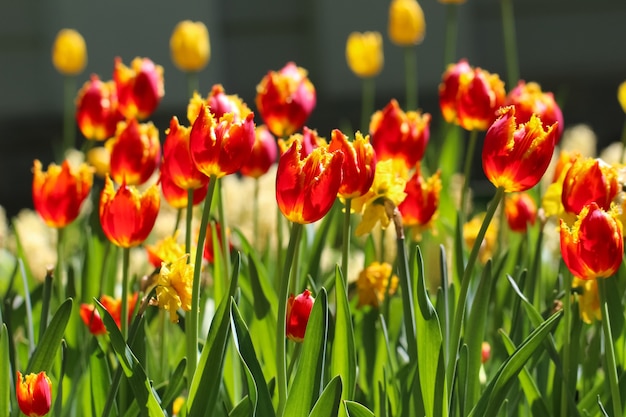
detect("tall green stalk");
top-left (460, 129), bottom-right (479, 218)
top-left (186, 188), bottom-right (194, 256)
top-left (55, 226), bottom-right (66, 304)
top-left (447, 186), bottom-right (504, 390)
top-left (120, 247), bottom-right (130, 339)
top-left (276, 222), bottom-right (304, 417)
top-left (341, 199), bottom-right (352, 288)
top-left (186, 71), bottom-right (199, 99)
top-left (186, 174), bottom-right (218, 388)
top-left (443, 4), bottom-right (459, 67)
top-left (599, 277), bottom-right (623, 417)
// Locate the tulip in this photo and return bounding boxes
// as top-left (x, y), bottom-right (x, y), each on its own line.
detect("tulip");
top-left (482, 106), bottom-right (558, 192)
top-left (187, 85), bottom-right (252, 126)
top-left (505, 81), bottom-right (564, 142)
top-left (162, 116), bottom-right (209, 190)
top-left (356, 262), bottom-right (399, 308)
top-left (370, 99), bottom-right (431, 170)
top-left (276, 138), bottom-right (344, 224)
top-left (439, 59), bottom-right (506, 131)
top-left (114, 57), bottom-right (164, 120)
top-left (572, 278), bottom-right (602, 324)
top-left (32, 159), bottom-right (93, 228)
top-left (481, 342), bottom-right (491, 364)
top-left (52, 28), bottom-right (87, 76)
top-left (75, 75), bottom-right (124, 141)
top-left (160, 167), bottom-right (208, 209)
top-left (240, 125), bottom-right (278, 179)
top-left (203, 222), bottom-right (233, 264)
top-left (560, 203), bottom-right (623, 280)
top-left (398, 164), bottom-right (441, 239)
top-left (345, 31), bottom-right (384, 78)
top-left (146, 233), bottom-right (187, 268)
top-left (286, 289), bottom-right (315, 342)
top-left (190, 106), bottom-right (256, 178)
top-left (504, 192), bottom-right (537, 233)
top-left (388, 0), bottom-right (426, 46)
top-left (80, 293), bottom-right (138, 335)
top-left (256, 62), bottom-right (316, 137)
top-left (155, 255), bottom-right (194, 323)
top-left (328, 129), bottom-right (377, 199)
top-left (99, 175), bottom-right (160, 248)
top-left (561, 157), bottom-right (619, 215)
top-left (352, 159), bottom-right (408, 236)
top-left (618, 81), bottom-right (626, 114)
top-left (170, 20), bottom-right (210, 72)
top-left (16, 371), bottom-right (52, 417)
top-left (277, 126), bottom-right (326, 156)
top-left (109, 118), bottom-right (161, 186)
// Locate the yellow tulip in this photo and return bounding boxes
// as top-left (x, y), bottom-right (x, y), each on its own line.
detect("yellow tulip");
top-left (388, 0), bottom-right (426, 46)
top-left (346, 31), bottom-right (384, 78)
top-left (170, 20), bottom-right (211, 72)
top-left (618, 80), bottom-right (626, 114)
top-left (52, 28), bottom-right (87, 76)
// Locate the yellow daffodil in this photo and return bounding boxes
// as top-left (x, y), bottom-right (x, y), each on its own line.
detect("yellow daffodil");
top-left (155, 255), bottom-right (193, 322)
top-left (356, 261), bottom-right (398, 307)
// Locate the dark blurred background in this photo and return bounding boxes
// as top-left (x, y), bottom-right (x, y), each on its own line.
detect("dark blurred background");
top-left (2, 0), bottom-right (626, 219)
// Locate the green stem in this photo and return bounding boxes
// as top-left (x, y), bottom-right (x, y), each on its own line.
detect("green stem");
top-left (276, 222), bottom-right (304, 417)
top-left (120, 247), bottom-right (130, 339)
top-left (173, 209), bottom-right (182, 236)
top-left (404, 46), bottom-right (418, 110)
top-left (39, 269), bottom-right (54, 341)
top-left (187, 174), bottom-right (218, 387)
top-left (447, 186), bottom-right (505, 390)
top-left (599, 277), bottom-right (623, 417)
top-left (560, 271), bottom-right (572, 417)
top-left (217, 180), bottom-right (232, 286)
top-left (501, 0), bottom-right (520, 87)
top-left (443, 4), bottom-right (459, 67)
top-left (55, 227), bottom-right (66, 304)
top-left (186, 188), bottom-right (194, 257)
top-left (62, 75), bottom-right (76, 156)
top-left (361, 78), bottom-right (376, 134)
top-left (186, 71), bottom-right (200, 99)
top-left (460, 129), bottom-right (479, 218)
top-left (341, 199), bottom-right (352, 288)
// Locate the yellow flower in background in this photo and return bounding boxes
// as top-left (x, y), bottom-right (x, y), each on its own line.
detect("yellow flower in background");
top-left (52, 28), bottom-right (87, 76)
top-left (388, 0), bottom-right (426, 46)
top-left (618, 81), bottom-right (626, 114)
top-left (353, 159), bottom-right (408, 236)
top-left (346, 31), bottom-right (384, 78)
top-left (463, 212), bottom-right (498, 264)
top-left (146, 232), bottom-right (187, 269)
top-left (170, 20), bottom-right (210, 72)
top-left (86, 144), bottom-right (112, 179)
top-left (155, 255), bottom-right (193, 323)
top-left (572, 278), bottom-right (601, 324)
top-left (356, 261), bottom-right (399, 307)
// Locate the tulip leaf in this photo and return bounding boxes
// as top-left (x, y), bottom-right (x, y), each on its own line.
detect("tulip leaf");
top-left (94, 300), bottom-right (165, 416)
top-left (499, 329), bottom-right (551, 416)
top-left (0, 324), bottom-right (10, 417)
top-left (309, 376), bottom-right (343, 417)
top-left (283, 288), bottom-right (329, 417)
top-left (89, 339), bottom-right (112, 417)
top-left (469, 309), bottom-right (562, 417)
top-left (344, 401), bottom-right (376, 417)
top-left (331, 267), bottom-right (356, 402)
top-left (231, 302), bottom-right (275, 417)
top-left (464, 259), bottom-right (493, 408)
top-left (27, 297), bottom-right (73, 374)
top-left (187, 253), bottom-right (240, 417)
top-left (159, 358), bottom-right (187, 412)
top-left (413, 245), bottom-right (448, 417)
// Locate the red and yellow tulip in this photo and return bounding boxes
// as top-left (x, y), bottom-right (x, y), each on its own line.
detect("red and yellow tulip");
top-left (561, 157), bottom-right (619, 215)
top-left (75, 75), bottom-right (124, 141)
top-left (240, 125), bottom-right (278, 179)
top-left (114, 56), bottom-right (164, 120)
top-left (80, 293), bottom-right (139, 336)
top-left (398, 164), bottom-right (441, 239)
top-left (109, 118), bottom-right (161, 186)
top-left (286, 289), bottom-right (315, 342)
top-left (16, 371), bottom-right (52, 417)
top-left (328, 129), bottom-right (377, 199)
top-left (504, 192), bottom-right (537, 233)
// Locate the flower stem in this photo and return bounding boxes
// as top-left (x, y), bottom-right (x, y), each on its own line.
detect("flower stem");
top-left (186, 71), bottom-right (199, 99)
top-left (599, 277), bottom-right (623, 417)
top-left (276, 222), bottom-right (304, 417)
top-left (187, 174), bottom-right (218, 388)
top-left (62, 75), bottom-right (76, 156)
top-left (404, 46), bottom-right (418, 110)
top-left (186, 188), bottom-right (194, 255)
top-left (361, 78), bottom-right (375, 134)
top-left (501, 0), bottom-right (520, 87)
top-left (217, 180), bottom-right (232, 286)
top-left (341, 199), bottom-right (352, 288)
top-left (460, 129), bottom-right (479, 217)
top-left (55, 226), bottom-right (66, 304)
top-left (447, 186), bottom-right (504, 389)
top-left (560, 271), bottom-right (572, 417)
top-left (443, 4), bottom-right (459, 67)
top-left (120, 246), bottom-right (130, 339)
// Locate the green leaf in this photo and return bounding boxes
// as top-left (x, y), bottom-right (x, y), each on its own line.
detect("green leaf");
top-left (237, 230), bottom-right (273, 320)
top-left (499, 330), bottom-right (551, 416)
top-left (413, 246), bottom-right (448, 417)
top-left (0, 324), bottom-right (10, 416)
top-left (283, 288), bottom-right (329, 417)
top-left (309, 376), bottom-right (343, 417)
top-left (159, 358), bottom-right (187, 411)
top-left (305, 203), bottom-right (338, 284)
top-left (464, 260), bottom-right (493, 408)
top-left (344, 401), bottom-right (376, 417)
top-left (95, 301), bottom-right (165, 417)
top-left (229, 396), bottom-right (252, 417)
top-left (469, 310), bottom-right (562, 417)
top-left (231, 302), bottom-right (275, 417)
top-left (27, 297), bottom-right (73, 374)
top-left (89, 339), bottom-right (112, 417)
top-left (331, 268), bottom-right (356, 401)
top-left (187, 254), bottom-right (240, 417)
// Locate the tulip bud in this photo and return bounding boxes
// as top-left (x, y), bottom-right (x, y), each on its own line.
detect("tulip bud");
top-left (286, 289), bottom-right (315, 342)
top-left (52, 28), bottom-right (87, 76)
top-left (388, 0), bottom-right (426, 46)
top-left (170, 20), bottom-right (211, 72)
top-left (346, 31), bottom-right (384, 78)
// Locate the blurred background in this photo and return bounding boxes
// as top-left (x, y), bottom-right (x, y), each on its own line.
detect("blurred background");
top-left (2, 0), bottom-right (626, 218)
